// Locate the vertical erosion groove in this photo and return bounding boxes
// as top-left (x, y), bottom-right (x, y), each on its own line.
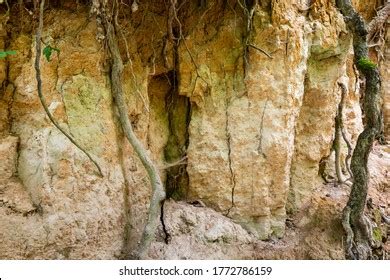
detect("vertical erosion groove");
top-left (334, 98), bottom-right (343, 183)
top-left (336, 0), bottom-right (382, 259)
top-left (105, 22), bottom-right (165, 259)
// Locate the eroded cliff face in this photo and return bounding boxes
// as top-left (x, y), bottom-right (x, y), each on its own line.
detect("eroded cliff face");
top-left (0, 0), bottom-right (388, 259)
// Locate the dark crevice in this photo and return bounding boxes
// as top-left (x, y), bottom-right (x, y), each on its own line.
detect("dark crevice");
top-left (147, 34), bottom-right (191, 246)
top-left (257, 99), bottom-right (269, 156)
top-left (245, 0), bottom-right (256, 10)
top-left (163, 38), bottom-right (190, 200)
top-left (160, 199), bottom-right (171, 244)
top-left (224, 98), bottom-right (235, 217)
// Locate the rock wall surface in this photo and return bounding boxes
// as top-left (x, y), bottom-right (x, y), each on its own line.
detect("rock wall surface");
top-left (0, 0), bottom-right (387, 259)
top-left (381, 13), bottom-right (390, 138)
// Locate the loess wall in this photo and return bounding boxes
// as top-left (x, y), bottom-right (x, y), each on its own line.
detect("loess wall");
top-left (0, 0), bottom-right (387, 259)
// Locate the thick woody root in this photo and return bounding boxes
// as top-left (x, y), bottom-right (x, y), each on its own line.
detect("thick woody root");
top-left (336, 0), bottom-right (382, 260)
top-left (342, 207), bottom-right (354, 258)
top-left (104, 21), bottom-right (165, 259)
top-left (342, 206), bottom-right (375, 259)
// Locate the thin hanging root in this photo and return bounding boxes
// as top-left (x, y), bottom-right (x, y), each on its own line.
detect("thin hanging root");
top-left (35, 0), bottom-right (103, 177)
top-left (248, 44), bottom-right (273, 59)
top-left (158, 156), bottom-right (187, 170)
top-left (105, 21), bottom-right (165, 259)
top-left (334, 82), bottom-right (354, 184)
top-left (167, 0), bottom-right (182, 42)
top-left (342, 206), bottom-right (355, 259)
top-left (117, 26), bottom-right (149, 113)
top-left (341, 128), bottom-right (353, 178)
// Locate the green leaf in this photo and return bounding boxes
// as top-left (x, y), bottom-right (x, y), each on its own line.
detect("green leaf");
top-left (43, 45), bottom-right (60, 62)
top-left (5, 50), bottom-right (17, 55)
top-left (0, 50), bottom-right (17, 59)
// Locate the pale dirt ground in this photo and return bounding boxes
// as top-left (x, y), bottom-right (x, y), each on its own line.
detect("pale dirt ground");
top-left (149, 143), bottom-right (390, 260)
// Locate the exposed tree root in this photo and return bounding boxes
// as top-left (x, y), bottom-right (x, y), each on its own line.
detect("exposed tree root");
top-left (333, 82), bottom-right (353, 184)
top-left (336, 0), bottom-right (382, 259)
top-left (35, 0), bottom-right (103, 177)
top-left (342, 206), bottom-right (355, 258)
top-left (342, 206), bottom-right (374, 259)
top-left (104, 21), bottom-right (165, 260)
top-left (248, 44), bottom-right (273, 59)
top-left (338, 82), bottom-right (354, 180)
top-left (341, 129), bottom-right (353, 179)
top-left (238, 0), bottom-right (258, 72)
top-left (367, 2), bottom-right (390, 50)
top-left (380, 208), bottom-right (390, 225)
top-left (90, 0), bottom-right (166, 259)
